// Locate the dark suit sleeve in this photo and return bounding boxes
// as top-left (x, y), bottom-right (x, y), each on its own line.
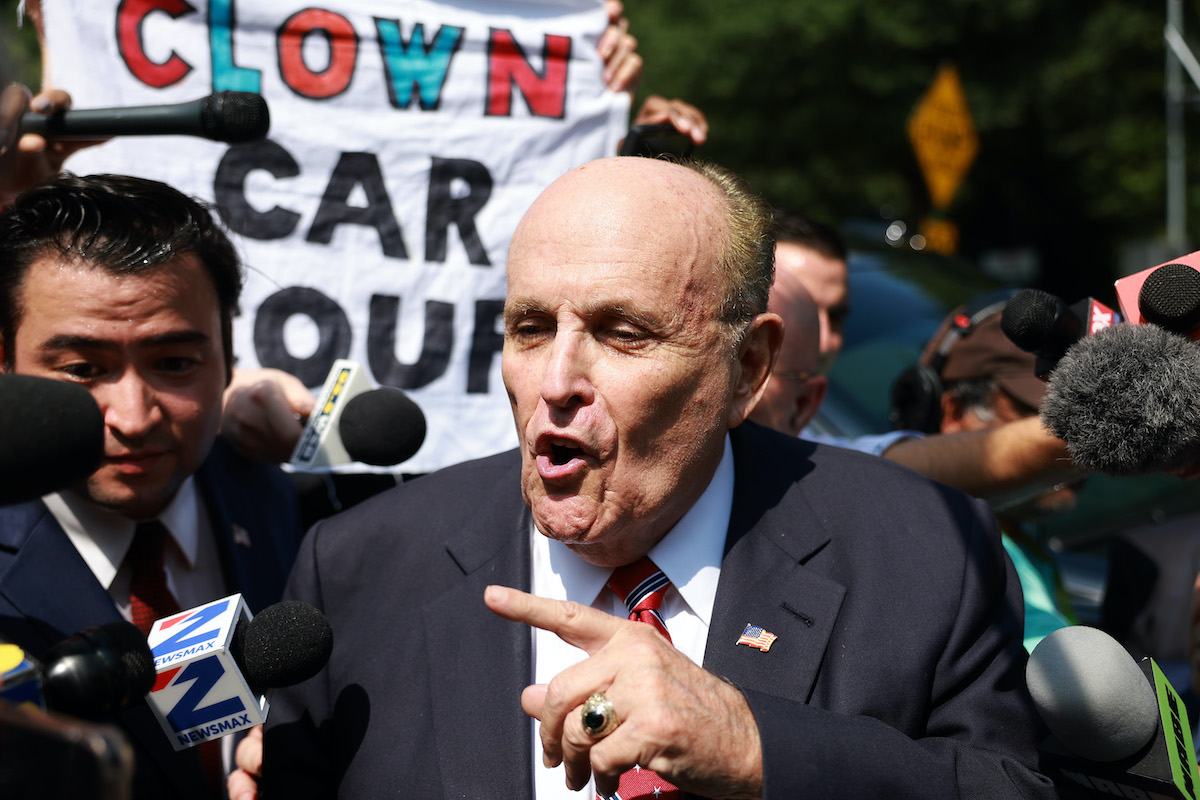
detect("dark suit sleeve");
top-left (260, 518), bottom-right (340, 798)
top-left (744, 500), bottom-right (1057, 800)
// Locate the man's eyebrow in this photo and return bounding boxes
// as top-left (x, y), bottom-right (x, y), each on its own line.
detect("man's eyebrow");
top-left (504, 299), bottom-right (543, 320)
top-left (504, 299), bottom-right (665, 330)
top-left (593, 304), bottom-right (664, 330)
top-left (40, 330), bottom-right (212, 351)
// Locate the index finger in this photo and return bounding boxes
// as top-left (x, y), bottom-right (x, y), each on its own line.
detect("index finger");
top-left (484, 585), bottom-right (624, 654)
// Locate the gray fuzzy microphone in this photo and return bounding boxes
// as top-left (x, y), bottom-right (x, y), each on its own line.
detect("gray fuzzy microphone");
top-left (1041, 322), bottom-right (1200, 475)
top-left (1027, 626), bottom-right (1159, 762)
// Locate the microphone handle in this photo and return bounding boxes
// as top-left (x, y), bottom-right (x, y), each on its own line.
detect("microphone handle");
top-left (20, 97), bottom-right (210, 140)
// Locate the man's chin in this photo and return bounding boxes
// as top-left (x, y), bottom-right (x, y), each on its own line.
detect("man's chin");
top-left (530, 503), bottom-right (594, 545)
top-left (82, 474), bottom-right (180, 520)
top-left (530, 502), bottom-right (651, 568)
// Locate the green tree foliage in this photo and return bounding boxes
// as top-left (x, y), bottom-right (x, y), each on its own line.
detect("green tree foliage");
top-left (1, 1), bottom-right (1195, 298)
top-left (0, 0), bottom-right (41, 87)
top-left (628, 0), bottom-right (1197, 300)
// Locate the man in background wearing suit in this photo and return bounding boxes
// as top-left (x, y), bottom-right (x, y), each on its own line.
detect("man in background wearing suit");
top-left (0, 173), bottom-right (302, 799)
top-left (251, 156), bottom-right (1055, 799)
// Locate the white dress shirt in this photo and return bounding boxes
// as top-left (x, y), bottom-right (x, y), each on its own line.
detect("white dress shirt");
top-left (43, 478), bottom-right (234, 768)
top-left (44, 477), bottom-right (225, 618)
top-left (530, 436), bottom-right (734, 799)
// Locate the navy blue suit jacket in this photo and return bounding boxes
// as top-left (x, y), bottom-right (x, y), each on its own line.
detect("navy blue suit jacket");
top-left (264, 422), bottom-right (1056, 799)
top-left (0, 438), bottom-right (303, 800)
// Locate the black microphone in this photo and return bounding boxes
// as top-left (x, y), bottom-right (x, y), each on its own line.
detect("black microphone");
top-left (1027, 625), bottom-right (1200, 799)
top-left (0, 375), bottom-right (104, 505)
top-left (20, 92), bottom-right (270, 144)
top-left (1001, 289), bottom-right (1120, 379)
top-left (290, 361), bottom-right (428, 469)
top-left (338, 387), bottom-right (428, 467)
top-left (1, 622), bottom-right (155, 720)
top-left (146, 595), bottom-right (332, 749)
top-left (228, 601), bottom-right (334, 697)
top-left (1138, 262), bottom-right (1200, 337)
top-left (1041, 322), bottom-right (1200, 475)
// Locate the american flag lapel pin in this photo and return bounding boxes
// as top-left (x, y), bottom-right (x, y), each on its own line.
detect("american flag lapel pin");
top-left (737, 623), bottom-right (778, 652)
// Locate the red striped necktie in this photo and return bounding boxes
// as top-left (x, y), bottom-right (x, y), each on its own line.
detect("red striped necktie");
top-left (128, 521), bottom-right (182, 635)
top-left (127, 521), bottom-right (225, 798)
top-left (601, 557), bottom-right (681, 800)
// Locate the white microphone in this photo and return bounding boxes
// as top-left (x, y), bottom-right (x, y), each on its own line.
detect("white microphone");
top-left (146, 595), bottom-right (262, 750)
top-left (289, 359), bottom-right (427, 469)
top-left (1027, 625), bottom-right (1200, 798)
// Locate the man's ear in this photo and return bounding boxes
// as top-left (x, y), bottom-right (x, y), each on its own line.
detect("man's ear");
top-left (938, 393), bottom-right (966, 434)
top-left (788, 374), bottom-right (828, 435)
top-left (728, 312), bottom-right (784, 428)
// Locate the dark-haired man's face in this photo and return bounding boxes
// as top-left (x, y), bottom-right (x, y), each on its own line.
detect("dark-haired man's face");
top-left (775, 241), bottom-right (848, 374)
top-left (5, 253), bottom-right (227, 519)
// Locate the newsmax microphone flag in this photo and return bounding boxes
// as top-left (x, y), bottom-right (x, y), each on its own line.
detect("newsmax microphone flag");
top-left (146, 594), bottom-right (331, 750)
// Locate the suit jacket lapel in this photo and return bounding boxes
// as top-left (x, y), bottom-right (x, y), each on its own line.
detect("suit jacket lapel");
top-left (703, 425), bottom-right (846, 705)
top-left (194, 449), bottom-right (258, 609)
top-left (0, 502), bottom-right (208, 799)
top-left (423, 485), bottom-right (534, 798)
top-left (0, 502), bottom-right (122, 647)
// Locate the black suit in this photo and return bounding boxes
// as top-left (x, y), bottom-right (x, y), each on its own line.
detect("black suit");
top-left (265, 422), bottom-right (1056, 798)
top-left (0, 439), bottom-right (303, 800)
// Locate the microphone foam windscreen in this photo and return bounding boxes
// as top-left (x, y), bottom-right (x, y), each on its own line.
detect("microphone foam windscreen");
top-left (1001, 288), bottom-right (1066, 352)
top-left (1138, 263), bottom-right (1200, 334)
top-left (1027, 626), bottom-right (1159, 762)
top-left (234, 601), bottom-right (333, 696)
top-left (0, 375), bottom-right (104, 505)
top-left (41, 621), bottom-right (154, 718)
top-left (203, 91), bottom-right (270, 143)
top-left (1042, 322), bottom-right (1200, 475)
top-left (338, 387), bottom-right (427, 467)
top-left (95, 620), bottom-right (157, 690)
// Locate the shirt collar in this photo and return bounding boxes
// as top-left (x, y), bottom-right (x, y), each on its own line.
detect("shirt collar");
top-left (538, 434), bottom-right (734, 627)
top-left (44, 477), bottom-right (201, 590)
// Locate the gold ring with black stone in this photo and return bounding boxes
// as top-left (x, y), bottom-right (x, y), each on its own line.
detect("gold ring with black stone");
top-left (581, 692), bottom-right (619, 738)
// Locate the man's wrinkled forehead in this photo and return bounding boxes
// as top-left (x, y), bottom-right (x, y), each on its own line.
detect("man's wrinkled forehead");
top-left (511, 158), bottom-right (723, 243)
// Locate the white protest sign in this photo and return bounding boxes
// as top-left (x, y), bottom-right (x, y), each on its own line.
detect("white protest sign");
top-left (38, 0), bottom-right (629, 473)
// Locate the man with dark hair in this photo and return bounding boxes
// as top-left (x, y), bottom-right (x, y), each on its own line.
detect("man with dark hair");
top-left (771, 209), bottom-right (848, 377)
top-left (239, 157), bottom-right (1054, 799)
top-left (0, 172), bottom-right (302, 799)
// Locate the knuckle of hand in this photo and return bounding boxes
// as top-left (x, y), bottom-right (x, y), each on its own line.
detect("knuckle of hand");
top-left (589, 746), bottom-right (625, 777)
top-left (559, 599), bottom-right (589, 624)
top-left (654, 709), bottom-right (689, 742)
top-left (543, 675), bottom-right (574, 709)
top-left (563, 718), bottom-right (594, 748)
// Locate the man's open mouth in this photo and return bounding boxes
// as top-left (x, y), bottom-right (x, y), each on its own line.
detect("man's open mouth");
top-left (549, 441), bottom-right (583, 466)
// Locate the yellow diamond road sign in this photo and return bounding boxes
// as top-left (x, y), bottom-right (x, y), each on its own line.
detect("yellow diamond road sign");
top-left (907, 64), bottom-right (978, 210)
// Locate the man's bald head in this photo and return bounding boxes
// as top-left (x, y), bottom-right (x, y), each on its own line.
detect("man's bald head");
top-left (751, 273), bottom-right (827, 436)
top-left (512, 157), bottom-right (777, 336)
